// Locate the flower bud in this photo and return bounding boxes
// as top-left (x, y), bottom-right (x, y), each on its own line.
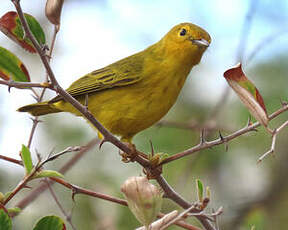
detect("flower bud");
top-left (121, 176), bottom-right (163, 228)
top-left (45, 0), bottom-right (64, 26)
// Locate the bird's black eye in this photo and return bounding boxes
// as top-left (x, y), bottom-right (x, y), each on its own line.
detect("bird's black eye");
top-left (179, 28), bottom-right (187, 36)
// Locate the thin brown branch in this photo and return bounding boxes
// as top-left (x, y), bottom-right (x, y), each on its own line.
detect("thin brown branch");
top-left (257, 120), bottom-right (288, 163)
top-left (0, 80), bottom-right (52, 90)
top-left (27, 17), bottom-right (59, 149)
top-left (3, 161), bottom-right (41, 205)
top-left (27, 117), bottom-right (41, 148)
top-left (46, 179), bottom-right (77, 230)
top-left (160, 104), bottom-right (288, 165)
top-left (0, 155), bottom-right (23, 166)
top-left (50, 177), bottom-right (127, 206)
top-left (156, 119), bottom-right (233, 133)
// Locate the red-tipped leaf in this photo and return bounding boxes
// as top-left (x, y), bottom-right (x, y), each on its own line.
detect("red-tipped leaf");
top-left (0, 11), bottom-right (46, 53)
top-left (0, 46), bottom-right (30, 82)
top-left (224, 63), bottom-right (268, 127)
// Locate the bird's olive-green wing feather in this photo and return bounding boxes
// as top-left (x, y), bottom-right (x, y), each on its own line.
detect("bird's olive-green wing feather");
top-left (50, 53), bottom-right (144, 103)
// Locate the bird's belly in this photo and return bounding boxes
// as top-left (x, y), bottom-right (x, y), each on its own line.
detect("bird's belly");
top-left (54, 78), bottom-right (183, 141)
top-left (87, 84), bottom-right (179, 140)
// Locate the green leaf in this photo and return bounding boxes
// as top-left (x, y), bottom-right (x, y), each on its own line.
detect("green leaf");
top-left (0, 209), bottom-right (12, 230)
top-left (196, 179), bottom-right (204, 202)
top-left (0, 11), bottom-right (46, 53)
top-left (0, 46), bottom-right (30, 82)
top-left (33, 170), bottom-right (64, 179)
top-left (7, 207), bottom-right (21, 216)
top-left (21, 144), bottom-right (33, 175)
top-left (33, 216), bottom-right (66, 230)
top-left (3, 192), bottom-right (12, 202)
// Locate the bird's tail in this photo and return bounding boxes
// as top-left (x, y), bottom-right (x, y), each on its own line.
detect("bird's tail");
top-left (18, 102), bottom-right (61, 116)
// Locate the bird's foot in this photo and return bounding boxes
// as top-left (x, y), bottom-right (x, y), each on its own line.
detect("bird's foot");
top-left (119, 143), bottom-right (147, 163)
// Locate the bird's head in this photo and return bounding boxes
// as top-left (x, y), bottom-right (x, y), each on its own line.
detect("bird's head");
top-left (160, 22), bottom-right (211, 65)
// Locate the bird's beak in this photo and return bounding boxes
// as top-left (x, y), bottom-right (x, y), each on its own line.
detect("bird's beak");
top-left (191, 38), bottom-right (210, 47)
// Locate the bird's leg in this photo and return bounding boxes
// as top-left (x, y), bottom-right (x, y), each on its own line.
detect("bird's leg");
top-left (119, 142), bottom-right (137, 163)
top-left (119, 141), bottom-right (147, 163)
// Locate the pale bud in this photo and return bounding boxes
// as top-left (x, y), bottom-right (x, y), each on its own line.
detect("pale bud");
top-left (45, 0), bottom-right (64, 27)
top-left (121, 176), bottom-right (163, 228)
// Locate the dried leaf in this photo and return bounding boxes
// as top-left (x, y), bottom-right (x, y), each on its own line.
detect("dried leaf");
top-left (0, 11), bottom-right (46, 53)
top-left (0, 46), bottom-right (30, 81)
top-left (45, 0), bottom-right (64, 26)
top-left (224, 63), bottom-right (268, 127)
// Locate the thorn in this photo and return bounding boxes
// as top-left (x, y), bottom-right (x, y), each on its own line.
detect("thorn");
top-left (36, 149), bottom-right (41, 162)
top-left (200, 129), bottom-right (206, 145)
top-left (280, 98), bottom-right (288, 106)
top-left (45, 147), bottom-right (55, 162)
top-left (219, 131), bottom-right (228, 152)
top-left (23, 185), bottom-right (32, 189)
top-left (218, 131), bottom-right (224, 141)
top-left (99, 138), bottom-right (108, 149)
top-left (29, 117), bottom-right (43, 123)
top-left (149, 140), bottom-right (154, 156)
top-left (42, 44), bottom-right (49, 52)
top-left (31, 93), bottom-right (39, 101)
top-left (84, 94), bottom-right (89, 110)
top-left (246, 116), bottom-right (253, 127)
top-left (71, 188), bottom-right (77, 202)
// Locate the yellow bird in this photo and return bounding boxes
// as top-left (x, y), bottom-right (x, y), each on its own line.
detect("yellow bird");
top-left (18, 23), bottom-right (211, 143)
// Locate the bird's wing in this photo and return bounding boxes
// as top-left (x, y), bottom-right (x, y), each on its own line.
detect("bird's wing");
top-left (49, 53), bottom-right (144, 103)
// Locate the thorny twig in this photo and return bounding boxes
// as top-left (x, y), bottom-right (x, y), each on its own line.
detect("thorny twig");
top-left (159, 103), bottom-right (288, 166)
top-left (257, 120), bottom-right (288, 163)
top-left (2, 144), bottom-right (83, 205)
top-left (14, 138), bottom-right (100, 213)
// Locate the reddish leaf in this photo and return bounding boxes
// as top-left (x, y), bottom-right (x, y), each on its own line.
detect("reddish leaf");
top-left (224, 63), bottom-right (268, 127)
top-left (0, 46), bottom-right (30, 82)
top-left (0, 11), bottom-right (46, 53)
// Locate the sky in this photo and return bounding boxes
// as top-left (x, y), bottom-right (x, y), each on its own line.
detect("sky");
top-left (0, 0), bottom-right (288, 165)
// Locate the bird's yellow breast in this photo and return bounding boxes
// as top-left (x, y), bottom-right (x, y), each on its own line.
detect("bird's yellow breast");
top-left (55, 57), bottom-right (190, 142)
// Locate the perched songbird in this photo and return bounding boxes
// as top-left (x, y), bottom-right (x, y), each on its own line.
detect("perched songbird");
top-left (18, 23), bottom-right (211, 143)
